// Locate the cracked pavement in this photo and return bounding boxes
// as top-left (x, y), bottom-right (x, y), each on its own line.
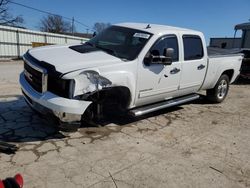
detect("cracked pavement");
top-left (0, 61), bottom-right (250, 188)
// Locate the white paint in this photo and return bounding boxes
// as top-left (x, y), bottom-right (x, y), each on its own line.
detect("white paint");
top-left (19, 22), bottom-right (243, 119)
top-left (20, 72), bottom-right (92, 115)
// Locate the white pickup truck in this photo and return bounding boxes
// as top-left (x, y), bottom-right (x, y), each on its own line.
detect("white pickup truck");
top-left (19, 23), bottom-right (243, 129)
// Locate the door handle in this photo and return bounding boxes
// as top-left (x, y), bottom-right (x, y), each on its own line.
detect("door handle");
top-left (170, 68), bottom-right (180, 74)
top-left (197, 64), bottom-right (205, 70)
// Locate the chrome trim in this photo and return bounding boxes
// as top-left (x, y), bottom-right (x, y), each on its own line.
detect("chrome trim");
top-left (42, 71), bottom-right (48, 93)
top-left (68, 80), bottom-right (75, 99)
top-left (23, 55), bottom-right (44, 73)
top-left (217, 79), bottom-right (228, 99)
top-left (23, 54), bottom-right (48, 93)
top-left (130, 94), bottom-right (200, 117)
top-left (24, 69), bottom-right (33, 82)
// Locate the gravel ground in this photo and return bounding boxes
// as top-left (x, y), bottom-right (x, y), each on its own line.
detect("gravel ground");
top-left (0, 61), bottom-right (250, 188)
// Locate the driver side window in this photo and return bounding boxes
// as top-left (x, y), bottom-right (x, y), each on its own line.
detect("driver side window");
top-left (150, 35), bottom-right (179, 62)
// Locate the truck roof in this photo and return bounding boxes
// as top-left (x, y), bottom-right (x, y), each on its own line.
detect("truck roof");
top-left (115, 22), bottom-right (197, 35)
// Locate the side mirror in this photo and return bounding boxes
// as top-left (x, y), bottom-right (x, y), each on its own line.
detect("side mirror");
top-left (162, 48), bottom-right (174, 65)
top-left (144, 48), bottom-right (174, 66)
top-left (164, 48), bottom-right (174, 58)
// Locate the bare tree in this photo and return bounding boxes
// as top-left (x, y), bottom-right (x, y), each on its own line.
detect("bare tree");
top-left (93, 22), bottom-right (110, 33)
top-left (0, 0), bottom-right (24, 26)
top-left (39, 15), bottom-right (73, 33)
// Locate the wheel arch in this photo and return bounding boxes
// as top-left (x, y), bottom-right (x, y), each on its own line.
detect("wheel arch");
top-left (221, 69), bottom-right (234, 82)
top-left (84, 86), bottom-right (132, 110)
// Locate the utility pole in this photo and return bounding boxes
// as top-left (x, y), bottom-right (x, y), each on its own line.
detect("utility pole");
top-left (86, 28), bottom-right (89, 34)
top-left (72, 17), bottom-right (74, 35)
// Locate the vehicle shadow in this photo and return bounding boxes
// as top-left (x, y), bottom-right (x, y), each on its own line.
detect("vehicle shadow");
top-left (0, 94), bottom-right (205, 145)
top-left (92, 105), bottom-right (183, 128)
top-left (0, 95), bottom-right (66, 144)
top-left (233, 77), bottom-right (250, 85)
top-left (191, 94), bottom-right (217, 105)
top-left (0, 95), bottom-right (186, 139)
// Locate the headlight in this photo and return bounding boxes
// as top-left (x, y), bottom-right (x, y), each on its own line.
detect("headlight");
top-left (73, 70), bottom-right (112, 98)
top-left (47, 76), bottom-right (74, 98)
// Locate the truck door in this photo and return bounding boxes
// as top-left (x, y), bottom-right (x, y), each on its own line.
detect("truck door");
top-left (136, 35), bottom-right (181, 106)
top-left (179, 35), bottom-right (207, 93)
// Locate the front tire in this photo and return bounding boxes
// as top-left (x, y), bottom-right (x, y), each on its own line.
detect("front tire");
top-left (81, 103), bottom-right (98, 127)
top-left (206, 74), bottom-right (230, 103)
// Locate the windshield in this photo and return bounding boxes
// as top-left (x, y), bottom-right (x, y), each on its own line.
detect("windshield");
top-left (87, 26), bottom-right (152, 61)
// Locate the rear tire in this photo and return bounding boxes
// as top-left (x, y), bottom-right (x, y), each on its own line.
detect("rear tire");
top-left (206, 74), bottom-right (230, 103)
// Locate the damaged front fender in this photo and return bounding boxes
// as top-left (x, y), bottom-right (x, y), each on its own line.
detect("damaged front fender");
top-left (62, 68), bottom-right (135, 108)
top-left (73, 70), bottom-right (112, 97)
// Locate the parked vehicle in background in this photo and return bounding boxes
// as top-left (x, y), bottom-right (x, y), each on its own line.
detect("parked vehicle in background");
top-left (19, 23), bottom-right (243, 130)
top-left (210, 22), bottom-right (250, 79)
top-left (234, 22), bottom-right (250, 79)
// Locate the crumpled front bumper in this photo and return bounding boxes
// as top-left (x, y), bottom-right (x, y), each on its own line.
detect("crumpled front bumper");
top-left (19, 72), bottom-right (92, 126)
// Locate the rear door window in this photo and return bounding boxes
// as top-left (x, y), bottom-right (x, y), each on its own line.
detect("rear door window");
top-left (183, 35), bottom-right (204, 61)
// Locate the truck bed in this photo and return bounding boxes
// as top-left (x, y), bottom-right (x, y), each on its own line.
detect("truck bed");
top-left (208, 47), bottom-right (250, 79)
top-left (207, 47), bottom-right (242, 57)
top-left (201, 50), bottom-right (243, 90)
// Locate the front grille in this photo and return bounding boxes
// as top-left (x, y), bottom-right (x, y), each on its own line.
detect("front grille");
top-left (23, 52), bottom-right (71, 98)
top-left (24, 62), bottom-right (43, 92)
top-left (23, 56), bottom-right (47, 93)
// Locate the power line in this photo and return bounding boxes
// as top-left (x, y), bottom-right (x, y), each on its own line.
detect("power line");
top-left (75, 20), bottom-right (93, 31)
top-left (8, 0), bottom-right (93, 31)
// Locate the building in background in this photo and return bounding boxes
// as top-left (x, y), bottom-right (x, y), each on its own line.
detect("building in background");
top-left (0, 25), bottom-right (89, 59)
top-left (209, 22), bottom-right (250, 49)
top-left (210, 37), bottom-right (241, 49)
top-left (209, 22), bottom-right (250, 79)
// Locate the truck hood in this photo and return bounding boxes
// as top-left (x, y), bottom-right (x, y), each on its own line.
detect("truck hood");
top-left (28, 44), bottom-right (123, 74)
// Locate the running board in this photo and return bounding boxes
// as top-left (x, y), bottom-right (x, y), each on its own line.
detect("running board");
top-left (130, 94), bottom-right (200, 117)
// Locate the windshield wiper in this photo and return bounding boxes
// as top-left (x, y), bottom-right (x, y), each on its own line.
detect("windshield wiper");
top-left (85, 43), bottom-right (114, 54)
top-left (85, 42), bottom-right (116, 56)
top-left (85, 43), bottom-right (128, 61)
top-left (85, 41), bottom-right (95, 47)
top-left (95, 45), bottom-right (118, 57)
top-left (96, 46), bottom-right (128, 61)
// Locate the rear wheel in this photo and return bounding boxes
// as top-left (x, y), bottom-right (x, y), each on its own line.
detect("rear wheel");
top-left (206, 74), bottom-right (230, 103)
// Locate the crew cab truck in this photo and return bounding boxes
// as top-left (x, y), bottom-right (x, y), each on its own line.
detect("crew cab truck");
top-left (19, 23), bottom-right (243, 129)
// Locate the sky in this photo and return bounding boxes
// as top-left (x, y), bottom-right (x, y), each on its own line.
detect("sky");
top-left (8, 0), bottom-right (250, 42)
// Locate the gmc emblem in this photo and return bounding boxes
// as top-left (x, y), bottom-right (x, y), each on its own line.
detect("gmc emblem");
top-left (24, 70), bottom-right (33, 82)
